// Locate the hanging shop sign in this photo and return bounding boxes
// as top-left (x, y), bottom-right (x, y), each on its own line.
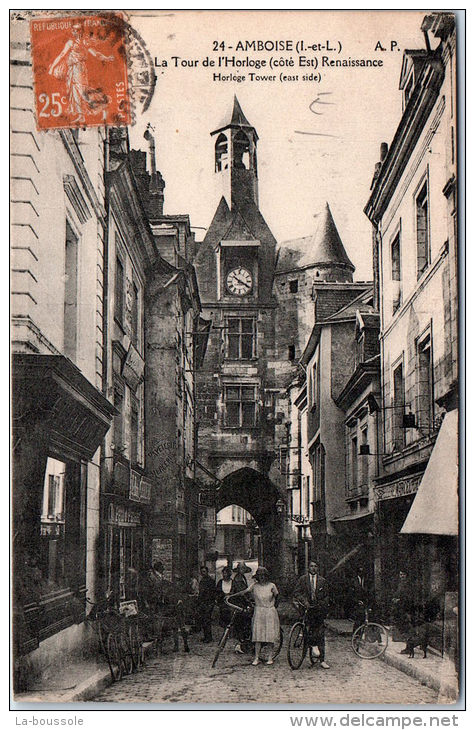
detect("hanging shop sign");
top-left (122, 343), bottom-right (145, 391)
top-left (374, 473), bottom-right (423, 502)
top-left (108, 503), bottom-right (142, 526)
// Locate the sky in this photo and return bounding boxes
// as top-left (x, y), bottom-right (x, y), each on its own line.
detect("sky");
top-left (128, 10), bottom-right (429, 280)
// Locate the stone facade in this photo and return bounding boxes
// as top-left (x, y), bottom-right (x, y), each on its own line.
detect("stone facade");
top-left (11, 19), bottom-right (115, 689)
top-left (365, 13), bottom-right (458, 614)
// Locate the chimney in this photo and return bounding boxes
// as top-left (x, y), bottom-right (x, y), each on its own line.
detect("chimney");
top-left (380, 142), bottom-right (388, 161)
top-left (143, 124), bottom-right (165, 217)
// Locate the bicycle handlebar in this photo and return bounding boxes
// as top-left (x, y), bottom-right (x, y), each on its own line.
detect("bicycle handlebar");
top-left (224, 594), bottom-right (251, 612)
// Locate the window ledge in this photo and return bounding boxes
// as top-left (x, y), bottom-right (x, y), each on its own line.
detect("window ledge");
top-left (223, 358), bottom-right (258, 363)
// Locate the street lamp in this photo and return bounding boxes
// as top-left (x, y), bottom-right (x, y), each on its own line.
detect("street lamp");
top-left (275, 498), bottom-right (285, 514)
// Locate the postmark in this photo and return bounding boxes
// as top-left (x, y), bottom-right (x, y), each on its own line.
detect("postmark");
top-left (30, 13), bottom-right (131, 130)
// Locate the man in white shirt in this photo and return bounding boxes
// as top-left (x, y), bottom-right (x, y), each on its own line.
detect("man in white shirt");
top-left (293, 559), bottom-right (330, 668)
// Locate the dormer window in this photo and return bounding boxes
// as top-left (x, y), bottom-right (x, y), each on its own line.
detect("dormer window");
top-left (403, 72), bottom-right (414, 109)
top-left (215, 133), bottom-right (229, 172)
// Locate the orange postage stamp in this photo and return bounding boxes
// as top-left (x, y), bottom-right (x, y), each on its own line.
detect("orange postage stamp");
top-left (30, 13), bottom-right (131, 130)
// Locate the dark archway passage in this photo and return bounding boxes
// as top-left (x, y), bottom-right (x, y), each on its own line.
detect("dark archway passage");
top-left (215, 468), bottom-right (283, 579)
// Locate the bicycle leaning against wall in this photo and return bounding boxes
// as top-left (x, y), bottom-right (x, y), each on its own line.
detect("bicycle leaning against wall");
top-left (86, 596), bottom-right (142, 681)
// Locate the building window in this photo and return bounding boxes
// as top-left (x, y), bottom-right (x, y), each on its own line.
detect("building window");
top-left (39, 457), bottom-right (85, 595)
top-left (289, 279), bottom-right (299, 293)
top-left (311, 357), bottom-right (320, 410)
top-left (355, 330), bottom-right (365, 366)
top-left (64, 221), bottom-right (79, 361)
top-left (224, 384), bottom-right (257, 427)
top-left (391, 232), bottom-right (401, 313)
top-left (279, 446), bottom-right (288, 475)
top-left (416, 180), bottom-right (429, 278)
top-left (311, 443), bottom-right (325, 520)
top-left (403, 72), bottom-right (414, 109)
top-left (416, 334), bottom-right (434, 434)
top-left (130, 282), bottom-right (139, 349)
top-left (130, 401), bottom-right (139, 463)
top-left (351, 435), bottom-right (358, 490)
top-left (225, 317), bottom-right (256, 359)
top-left (113, 384), bottom-right (124, 449)
top-left (232, 505), bottom-right (236, 522)
top-left (115, 255), bottom-right (125, 325)
top-left (392, 361), bottom-right (406, 450)
top-left (288, 344), bottom-right (296, 361)
top-left (360, 427), bottom-right (368, 486)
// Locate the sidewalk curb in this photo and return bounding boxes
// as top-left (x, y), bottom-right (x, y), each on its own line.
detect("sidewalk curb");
top-left (15, 642), bottom-right (159, 704)
top-left (325, 621), bottom-right (458, 701)
top-left (380, 650), bottom-right (457, 701)
top-left (62, 668), bottom-right (112, 703)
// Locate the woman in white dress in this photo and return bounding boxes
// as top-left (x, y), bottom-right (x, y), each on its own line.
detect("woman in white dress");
top-left (236, 566), bottom-right (280, 665)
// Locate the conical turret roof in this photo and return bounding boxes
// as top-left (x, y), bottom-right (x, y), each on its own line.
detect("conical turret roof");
top-left (309, 203), bottom-right (354, 269)
top-left (211, 96), bottom-right (258, 139)
top-left (276, 203), bottom-right (355, 273)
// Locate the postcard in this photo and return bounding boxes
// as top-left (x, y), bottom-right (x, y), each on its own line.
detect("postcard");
top-left (10, 9), bottom-right (461, 708)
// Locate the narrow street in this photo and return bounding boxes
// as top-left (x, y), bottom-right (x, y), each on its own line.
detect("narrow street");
top-left (94, 630), bottom-right (438, 705)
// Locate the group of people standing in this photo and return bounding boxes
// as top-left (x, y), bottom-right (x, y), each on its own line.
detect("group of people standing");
top-left (202, 558), bottom-right (330, 668)
top-left (140, 558), bottom-right (378, 669)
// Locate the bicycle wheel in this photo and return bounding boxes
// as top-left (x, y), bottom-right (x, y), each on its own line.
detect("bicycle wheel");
top-left (287, 622), bottom-right (307, 669)
top-left (119, 630), bottom-right (134, 675)
top-left (272, 627), bottom-right (284, 659)
top-left (352, 622), bottom-right (388, 659)
top-left (106, 633), bottom-right (123, 682)
top-left (212, 626), bottom-right (230, 668)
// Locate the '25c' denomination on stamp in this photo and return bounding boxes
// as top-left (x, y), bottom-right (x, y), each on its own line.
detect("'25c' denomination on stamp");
top-left (30, 14), bottom-right (131, 130)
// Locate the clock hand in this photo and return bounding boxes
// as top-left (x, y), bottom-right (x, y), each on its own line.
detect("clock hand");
top-left (233, 275), bottom-right (248, 286)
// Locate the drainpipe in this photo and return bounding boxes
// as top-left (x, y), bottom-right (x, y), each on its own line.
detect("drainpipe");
top-left (98, 128), bottom-right (112, 600)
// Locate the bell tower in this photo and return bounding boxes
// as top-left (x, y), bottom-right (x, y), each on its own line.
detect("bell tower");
top-left (211, 95), bottom-right (258, 210)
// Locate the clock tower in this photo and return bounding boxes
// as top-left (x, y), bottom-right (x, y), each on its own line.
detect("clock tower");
top-left (194, 99), bottom-right (289, 580)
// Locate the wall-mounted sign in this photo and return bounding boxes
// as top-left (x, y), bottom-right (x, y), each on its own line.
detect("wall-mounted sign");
top-left (129, 471), bottom-right (152, 504)
top-left (122, 343), bottom-right (145, 391)
top-left (374, 473), bottom-right (423, 502)
top-left (108, 503), bottom-right (142, 526)
top-left (291, 515), bottom-right (310, 525)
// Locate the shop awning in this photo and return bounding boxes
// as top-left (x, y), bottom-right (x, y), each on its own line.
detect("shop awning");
top-left (400, 409), bottom-right (458, 536)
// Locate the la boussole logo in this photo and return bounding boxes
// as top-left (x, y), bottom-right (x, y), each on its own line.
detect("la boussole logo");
top-left (30, 15), bottom-right (131, 130)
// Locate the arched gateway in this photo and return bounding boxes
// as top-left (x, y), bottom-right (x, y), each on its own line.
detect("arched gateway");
top-left (215, 467), bottom-right (287, 580)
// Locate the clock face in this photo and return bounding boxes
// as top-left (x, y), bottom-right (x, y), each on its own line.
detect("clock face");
top-left (226, 267), bottom-right (253, 296)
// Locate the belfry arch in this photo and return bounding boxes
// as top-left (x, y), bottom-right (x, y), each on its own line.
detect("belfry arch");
top-left (215, 467), bottom-right (288, 580)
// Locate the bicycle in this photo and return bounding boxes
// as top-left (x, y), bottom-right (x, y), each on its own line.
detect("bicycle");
top-left (287, 603), bottom-right (321, 669)
top-left (211, 595), bottom-right (283, 668)
top-left (351, 603), bottom-right (389, 659)
top-left (86, 596), bottom-right (136, 681)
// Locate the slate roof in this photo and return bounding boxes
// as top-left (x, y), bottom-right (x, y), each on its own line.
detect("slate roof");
top-left (276, 203), bottom-right (355, 273)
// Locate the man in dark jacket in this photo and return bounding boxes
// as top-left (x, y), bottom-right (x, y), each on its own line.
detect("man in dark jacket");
top-left (231, 561), bottom-right (253, 653)
top-left (197, 565), bottom-right (216, 643)
top-left (293, 559), bottom-right (330, 668)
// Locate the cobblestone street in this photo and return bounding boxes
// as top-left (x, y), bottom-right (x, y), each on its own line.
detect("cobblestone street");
top-left (94, 630), bottom-right (439, 705)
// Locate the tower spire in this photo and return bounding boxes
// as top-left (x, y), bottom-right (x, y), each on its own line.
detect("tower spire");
top-left (211, 98), bottom-right (259, 209)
